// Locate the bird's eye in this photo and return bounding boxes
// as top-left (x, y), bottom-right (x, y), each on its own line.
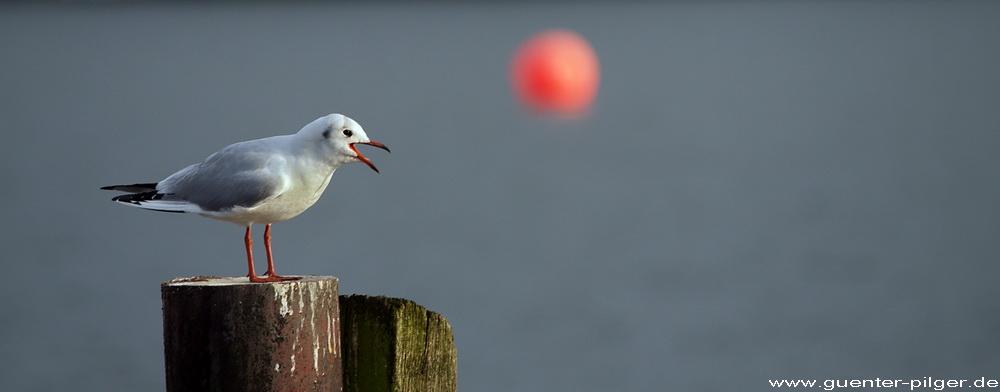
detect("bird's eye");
top-left (342, 129), bottom-right (353, 137)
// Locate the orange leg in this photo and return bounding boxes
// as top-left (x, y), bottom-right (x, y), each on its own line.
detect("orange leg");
top-left (245, 226), bottom-right (264, 282)
top-left (260, 224), bottom-right (300, 282)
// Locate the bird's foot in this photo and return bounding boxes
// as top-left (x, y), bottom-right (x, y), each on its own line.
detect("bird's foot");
top-left (248, 274), bottom-right (302, 283)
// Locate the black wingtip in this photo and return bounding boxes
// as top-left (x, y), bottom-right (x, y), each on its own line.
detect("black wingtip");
top-left (101, 183), bottom-right (159, 192)
top-left (111, 191), bottom-right (165, 203)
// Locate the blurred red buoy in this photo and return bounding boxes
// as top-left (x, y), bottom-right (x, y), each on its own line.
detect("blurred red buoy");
top-left (511, 29), bottom-right (600, 117)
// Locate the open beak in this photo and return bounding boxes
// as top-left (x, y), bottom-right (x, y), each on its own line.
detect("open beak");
top-left (349, 141), bottom-right (391, 173)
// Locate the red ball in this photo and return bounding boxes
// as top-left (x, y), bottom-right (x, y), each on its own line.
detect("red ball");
top-left (511, 29), bottom-right (600, 117)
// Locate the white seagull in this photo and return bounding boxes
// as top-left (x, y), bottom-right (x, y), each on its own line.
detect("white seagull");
top-left (102, 113), bottom-right (389, 282)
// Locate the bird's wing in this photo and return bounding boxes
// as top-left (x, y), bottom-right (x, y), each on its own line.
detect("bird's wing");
top-left (157, 141), bottom-right (290, 213)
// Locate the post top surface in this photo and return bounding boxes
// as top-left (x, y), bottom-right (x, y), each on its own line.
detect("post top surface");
top-left (163, 275), bottom-right (338, 287)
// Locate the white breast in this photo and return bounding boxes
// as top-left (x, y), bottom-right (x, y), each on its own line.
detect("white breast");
top-left (203, 172), bottom-right (335, 227)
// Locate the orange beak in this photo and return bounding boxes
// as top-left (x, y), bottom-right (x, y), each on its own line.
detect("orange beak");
top-left (349, 141), bottom-right (391, 173)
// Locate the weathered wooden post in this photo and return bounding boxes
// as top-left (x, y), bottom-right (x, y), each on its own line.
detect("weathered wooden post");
top-left (340, 295), bottom-right (457, 392)
top-left (162, 276), bottom-right (342, 392)
top-left (161, 278), bottom-right (457, 392)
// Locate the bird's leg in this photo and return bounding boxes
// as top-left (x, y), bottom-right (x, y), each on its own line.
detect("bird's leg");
top-left (245, 226), bottom-right (266, 282)
top-left (261, 224), bottom-right (300, 282)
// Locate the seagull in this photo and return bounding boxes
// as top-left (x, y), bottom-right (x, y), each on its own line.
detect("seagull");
top-left (101, 113), bottom-right (389, 282)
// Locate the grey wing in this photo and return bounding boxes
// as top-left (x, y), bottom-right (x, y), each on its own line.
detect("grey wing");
top-left (158, 147), bottom-right (288, 212)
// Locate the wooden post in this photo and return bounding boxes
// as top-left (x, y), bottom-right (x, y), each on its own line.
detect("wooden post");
top-left (162, 276), bottom-right (341, 392)
top-left (340, 295), bottom-right (457, 392)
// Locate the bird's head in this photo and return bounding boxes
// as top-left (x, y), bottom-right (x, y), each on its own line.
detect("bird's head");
top-left (307, 114), bottom-right (390, 173)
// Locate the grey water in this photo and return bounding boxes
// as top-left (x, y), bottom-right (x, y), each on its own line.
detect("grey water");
top-left (2, 1), bottom-right (999, 391)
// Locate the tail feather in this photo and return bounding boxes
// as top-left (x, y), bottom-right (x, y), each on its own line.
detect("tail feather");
top-left (110, 192), bottom-right (189, 213)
